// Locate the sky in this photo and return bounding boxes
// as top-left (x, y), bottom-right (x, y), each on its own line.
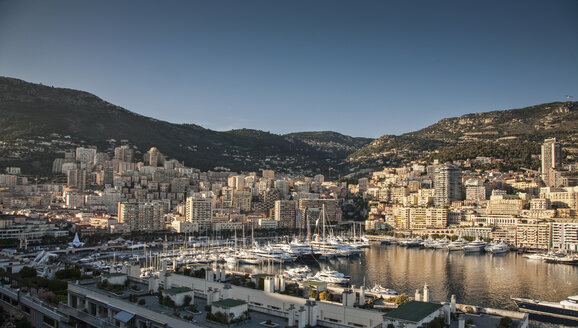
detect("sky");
top-left (1, 1), bottom-right (577, 138)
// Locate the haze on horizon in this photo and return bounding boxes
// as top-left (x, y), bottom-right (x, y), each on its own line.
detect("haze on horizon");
top-left (0, 0), bottom-right (577, 138)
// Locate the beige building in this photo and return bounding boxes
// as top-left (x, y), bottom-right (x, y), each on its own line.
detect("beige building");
top-left (515, 222), bottom-right (550, 249)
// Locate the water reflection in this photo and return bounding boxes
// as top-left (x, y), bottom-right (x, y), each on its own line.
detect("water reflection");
top-left (235, 245), bottom-right (577, 311)
top-left (331, 245), bottom-right (578, 311)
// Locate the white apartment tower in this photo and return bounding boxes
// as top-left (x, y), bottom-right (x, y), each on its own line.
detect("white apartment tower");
top-left (434, 165), bottom-right (462, 207)
top-left (186, 194), bottom-right (214, 223)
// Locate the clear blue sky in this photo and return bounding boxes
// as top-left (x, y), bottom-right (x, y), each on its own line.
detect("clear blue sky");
top-left (1, 1), bottom-right (577, 138)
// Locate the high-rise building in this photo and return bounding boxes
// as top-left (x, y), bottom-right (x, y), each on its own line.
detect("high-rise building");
top-left (274, 200), bottom-right (298, 228)
top-left (541, 138), bottom-right (562, 187)
top-left (67, 169), bottom-right (87, 190)
top-left (145, 147), bottom-right (165, 167)
top-left (186, 194), bottom-right (213, 223)
top-left (434, 165), bottom-right (462, 207)
top-left (118, 202), bottom-right (166, 231)
top-left (298, 199), bottom-right (341, 223)
top-left (465, 179), bottom-right (486, 201)
top-left (114, 145), bottom-right (134, 163)
top-left (274, 180), bottom-right (290, 199)
top-left (75, 147), bottom-right (97, 168)
top-left (232, 190), bottom-right (252, 212)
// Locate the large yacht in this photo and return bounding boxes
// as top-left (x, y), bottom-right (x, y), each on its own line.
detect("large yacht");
top-left (487, 240), bottom-right (509, 254)
top-left (309, 269), bottom-right (350, 285)
top-left (512, 295), bottom-right (578, 322)
top-left (446, 238), bottom-right (468, 251)
top-left (462, 239), bottom-right (487, 253)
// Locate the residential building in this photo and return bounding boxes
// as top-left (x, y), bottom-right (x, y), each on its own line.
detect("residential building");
top-left (434, 165), bottom-right (462, 207)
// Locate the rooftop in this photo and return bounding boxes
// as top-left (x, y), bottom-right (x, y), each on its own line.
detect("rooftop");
top-left (212, 298), bottom-right (247, 308)
top-left (164, 287), bottom-right (193, 295)
top-left (102, 272), bottom-right (127, 278)
top-left (384, 301), bottom-right (443, 323)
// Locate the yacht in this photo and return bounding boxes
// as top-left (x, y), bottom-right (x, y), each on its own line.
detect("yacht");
top-left (487, 241), bottom-right (509, 254)
top-left (422, 237), bottom-right (437, 249)
top-left (463, 239), bottom-right (487, 253)
top-left (370, 284), bottom-right (398, 296)
top-left (309, 269), bottom-right (350, 285)
top-left (398, 237), bottom-right (423, 247)
top-left (446, 238), bottom-right (468, 251)
top-left (236, 251), bottom-right (262, 264)
top-left (283, 266), bottom-right (312, 281)
top-left (272, 239), bottom-right (322, 262)
top-left (432, 238), bottom-right (450, 249)
top-left (512, 295), bottom-right (578, 322)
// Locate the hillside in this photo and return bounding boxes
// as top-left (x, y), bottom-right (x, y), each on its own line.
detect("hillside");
top-left (285, 131), bottom-right (372, 157)
top-left (0, 77), bottom-right (367, 175)
top-left (348, 102), bottom-right (578, 170)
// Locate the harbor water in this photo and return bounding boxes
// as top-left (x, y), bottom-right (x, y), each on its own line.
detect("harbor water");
top-left (238, 244), bottom-right (578, 327)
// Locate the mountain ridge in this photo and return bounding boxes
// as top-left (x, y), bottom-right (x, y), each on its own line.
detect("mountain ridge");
top-left (0, 76), bottom-right (370, 175)
top-left (348, 101), bottom-right (578, 170)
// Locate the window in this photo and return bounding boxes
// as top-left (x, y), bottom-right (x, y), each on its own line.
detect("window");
top-left (43, 316), bottom-right (56, 327)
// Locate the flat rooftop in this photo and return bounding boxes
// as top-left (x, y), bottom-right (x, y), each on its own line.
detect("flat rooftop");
top-left (384, 301), bottom-right (443, 323)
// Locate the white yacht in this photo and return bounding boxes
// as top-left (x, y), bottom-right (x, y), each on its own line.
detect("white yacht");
top-left (487, 241), bottom-right (509, 254)
top-left (398, 236), bottom-right (423, 247)
top-left (432, 238), bottom-right (450, 249)
top-left (446, 238), bottom-right (468, 251)
top-left (283, 266), bottom-right (312, 281)
top-left (310, 269), bottom-right (350, 285)
top-left (370, 284), bottom-right (398, 296)
top-left (463, 239), bottom-right (487, 253)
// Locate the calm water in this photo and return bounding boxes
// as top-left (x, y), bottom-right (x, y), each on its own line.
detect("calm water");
top-left (238, 244), bottom-right (578, 327)
top-left (331, 245), bottom-right (578, 310)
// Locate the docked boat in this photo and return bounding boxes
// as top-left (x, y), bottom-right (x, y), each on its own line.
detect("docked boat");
top-left (446, 238), bottom-right (468, 251)
top-left (421, 237), bottom-right (437, 249)
top-left (432, 238), bottom-right (450, 249)
top-left (370, 284), bottom-right (398, 297)
top-left (487, 241), bottom-right (509, 254)
top-left (283, 266), bottom-right (312, 281)
top-left (309, 269), bottom-right (350, 285)
top-left (398, 237), bottom-right (423, 247)
top-left (512, 295), bottom-right (578, 322)
top-left (463, 239), bottom-right (487, 253)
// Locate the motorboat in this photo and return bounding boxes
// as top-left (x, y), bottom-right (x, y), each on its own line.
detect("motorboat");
top-left (398, 237), bottom-right (423, 247)
top-left (432, 238), bottom-right (450, 249)
top-left (370, 284), bottom-right (398, 296)
top-left (487, 241), bottom-right (509, 254)
top-left (446, 238), bottom-right (468, 251)
top-left (283, 266), bottom-right (312, 281)
top-left (463, 239), bottom-right (487, 253)
top-left (309, 269), bottom-right (350, 285)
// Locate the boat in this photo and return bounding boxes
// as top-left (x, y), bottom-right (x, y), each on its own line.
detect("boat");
top-left (421, 237), bottom-right (437, 249)
top-left (463, 239), bottom-right (487, 253)
top-left (398, 237), bottom-right (423, 247)
top-left (446, 238), bottom-right (468, 251)
top-left (512, 295), bottom-right (578, 322)
top-left (370, 284), bottom-right (398, 297)
top-left (309, 269), bottom-right (350, 285)
top-left (543, 253), bottom-right (578, 264)
top-left (432, 238), bottom-right (450, 249)
top-left (283, 266), bottom-right (312, 281)
top-left (487, 241), bottom-right (509, 254)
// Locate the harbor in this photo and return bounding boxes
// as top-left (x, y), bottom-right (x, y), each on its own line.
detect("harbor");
top-left (49, 237), bottom-right (578, 327)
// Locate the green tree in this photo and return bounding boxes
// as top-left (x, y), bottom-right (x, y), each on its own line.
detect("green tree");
top-left (393, 293), bottom-right (410, 306)
top-left (497, 317), bottom-right (512, 328)
top-left (18, 266), bottom-right (37, 279)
